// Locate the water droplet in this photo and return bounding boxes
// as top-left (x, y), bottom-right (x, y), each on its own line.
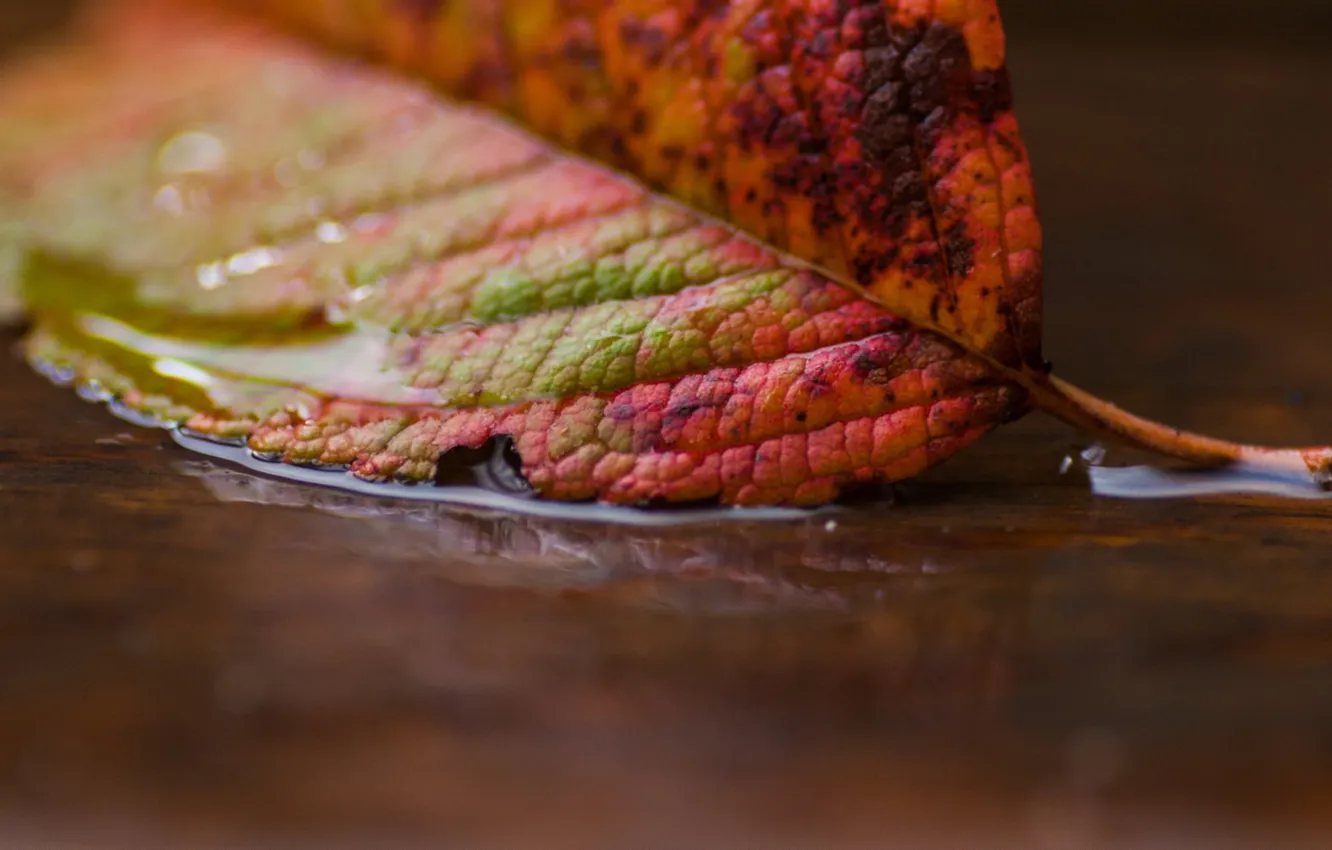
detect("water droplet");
top-left (348, 284), bottom-right (377, 304)
top-left (824, 519), bottom-right (838, 532)
top-left (152, 184), bottom-right (184, 215)
top-left (225, 247), bottom-right (282, 277)
top-left (107, 398), bottom-right (174, 429)
top-left (1080, 443), bottom-right (1107, 466)
top-left (157, 129), bottom-right (226, 175)
top-left (31, 358), bottom-right (75, 387)
top-left (324, 302), bottom-right (350, 325)
top-left (316, 220), bottom-right (349, 244)
top-left (195, 261), bottom-right (226, 290)
top-left (75, 380), bottom-right (110, 403)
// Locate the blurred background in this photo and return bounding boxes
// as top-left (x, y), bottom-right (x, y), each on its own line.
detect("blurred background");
top-left (8, 0), bottom-right (1332, 46)
top-left (1, 2), bottom-right (1329, 849)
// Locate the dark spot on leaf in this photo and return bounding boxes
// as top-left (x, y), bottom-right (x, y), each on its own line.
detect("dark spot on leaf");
top-left (435, 437), bottom-right (533, 497)
top-left (945, 219), bottom-right (975, 277)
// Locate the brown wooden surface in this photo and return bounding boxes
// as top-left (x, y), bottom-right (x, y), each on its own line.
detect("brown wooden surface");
top-left (2, 2), bottom-right (1331, 847)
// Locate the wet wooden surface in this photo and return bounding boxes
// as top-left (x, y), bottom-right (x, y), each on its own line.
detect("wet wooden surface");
top-left (2, 3), bottom-right (1331, 847)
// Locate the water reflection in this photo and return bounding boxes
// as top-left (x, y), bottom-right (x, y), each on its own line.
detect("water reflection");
top-left (1090, 462), bottom-right (1332, 501)
top-left (174, 453), bottom-right (1031, 613)
top-left (173, 429), bottom-right (826, 526)
top-left (175, 454), bottom-right (1036, 715)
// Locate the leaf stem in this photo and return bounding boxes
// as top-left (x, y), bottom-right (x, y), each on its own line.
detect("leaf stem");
top-left (1029, 372), bottom-right (1332, 488)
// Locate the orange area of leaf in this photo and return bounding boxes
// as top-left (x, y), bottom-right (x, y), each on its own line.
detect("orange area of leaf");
top-left (243, 0), bottom-right (1043, 368)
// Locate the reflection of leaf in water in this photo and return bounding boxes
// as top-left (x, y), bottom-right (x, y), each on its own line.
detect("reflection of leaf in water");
top-left (175, 452), bottom-right (1033, 704)
top-left (175, 454), bottom-right (990, 611)
top-left (173, 428), bottom-right (826, 525)
top-left (182, 450), bottom-right (1036, 721)
top-left (3, 0), bottom-right (1327, 508)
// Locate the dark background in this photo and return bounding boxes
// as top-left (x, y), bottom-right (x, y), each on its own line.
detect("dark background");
top-left (10, 1), bottom-right (1332, 47)
top-left (1, 2), bottom-right (1330, 848)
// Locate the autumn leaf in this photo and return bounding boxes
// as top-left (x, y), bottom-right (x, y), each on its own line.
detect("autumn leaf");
top-left (0, 0), bottom-right (1326, 506)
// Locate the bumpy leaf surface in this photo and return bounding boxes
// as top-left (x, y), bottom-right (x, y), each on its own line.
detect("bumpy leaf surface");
top-left (245, 0), bottom-right (1044, 368)
top-left (0, 0), bottom-right (1030, 505)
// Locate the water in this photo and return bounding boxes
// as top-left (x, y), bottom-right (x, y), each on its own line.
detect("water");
top-left (171, 429), bottom-right (830, 527)
top-left (1089, 462), bottom-right (1332, 501)
top-left (169, 450), bottom-right (982, 613)
top-left (47, 340), bottom-right (1332, 515)
top-left (79, 312), bottom-right (437, 407)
